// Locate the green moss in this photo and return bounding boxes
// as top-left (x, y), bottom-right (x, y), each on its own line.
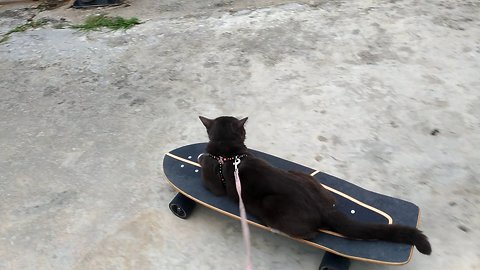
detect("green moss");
top-left (72, 15), bottom-right (141, 31)
top-left (0, 19), bottom-right (48, 44)
top-left (10, 20), bottom-right (47, 33)
top-left (0, 35), bottom-right (9, 43)
top-left (0, 15), bottom-right (141, 44)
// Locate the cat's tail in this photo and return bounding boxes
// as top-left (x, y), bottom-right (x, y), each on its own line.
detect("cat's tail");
top-left (323, 210), bottom-right (432, 255)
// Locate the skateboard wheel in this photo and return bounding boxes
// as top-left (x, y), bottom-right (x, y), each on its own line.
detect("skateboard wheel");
top-left (169, 193), bottom-right (196, 219)
top-left (319, 252), bottom-right (351, 270)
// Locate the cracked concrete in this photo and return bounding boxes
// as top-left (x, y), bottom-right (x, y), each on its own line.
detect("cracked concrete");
top-left (0, 0), bottom-right (479, 269)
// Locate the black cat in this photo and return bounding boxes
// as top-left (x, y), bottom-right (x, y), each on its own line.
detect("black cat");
top-left (198, 116), bottom-right (431, 255)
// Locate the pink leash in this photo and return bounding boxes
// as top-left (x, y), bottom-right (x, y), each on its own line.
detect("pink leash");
top-left (233, 156), bottom-right (253, 270)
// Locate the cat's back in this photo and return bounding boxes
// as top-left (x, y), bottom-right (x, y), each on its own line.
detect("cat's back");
top-left (239, 154), bottom-right (310, 193)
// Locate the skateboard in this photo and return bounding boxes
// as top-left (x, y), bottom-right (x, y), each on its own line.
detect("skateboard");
top-left (163, 143), bottom-right (421, 270)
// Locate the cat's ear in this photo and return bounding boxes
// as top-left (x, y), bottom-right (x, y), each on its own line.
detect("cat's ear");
top-left (199, 116), bottom-right (213, 129)
top-left (238, 117), bottom-right (248, 127)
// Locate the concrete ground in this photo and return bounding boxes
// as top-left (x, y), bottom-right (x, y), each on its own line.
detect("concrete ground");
top-left (1, 0), bottom-right (479, 269)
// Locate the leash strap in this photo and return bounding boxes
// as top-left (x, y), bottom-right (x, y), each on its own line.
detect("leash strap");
top-left (205, 154), bottom-right (247, 187)
top-left (233, 156), bottom-right (253, 270)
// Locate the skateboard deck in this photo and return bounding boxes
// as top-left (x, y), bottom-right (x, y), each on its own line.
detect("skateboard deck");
top-left (163, 143), bottom-right (420, 266)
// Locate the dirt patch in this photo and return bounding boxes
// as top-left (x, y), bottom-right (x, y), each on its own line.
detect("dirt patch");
top-left (75, 210), bottom-right (165, 270)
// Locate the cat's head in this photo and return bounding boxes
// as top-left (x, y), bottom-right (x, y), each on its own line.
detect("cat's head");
top-left (199, 116), bottom-right (248, 143)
